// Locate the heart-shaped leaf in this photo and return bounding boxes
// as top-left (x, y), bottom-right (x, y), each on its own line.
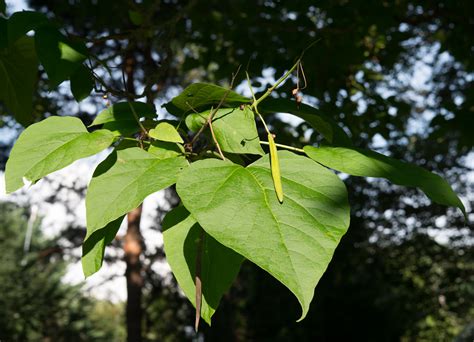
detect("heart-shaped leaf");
top-left (163, 206), bottom-right (243, 325)
top-left (176, 151), bottom-right (350, 320)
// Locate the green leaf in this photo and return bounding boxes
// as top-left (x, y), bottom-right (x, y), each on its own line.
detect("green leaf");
top-left (86, 147), bottom-right (188, 234)
top-left (148, 141), bottom-right (185, 160)
top-left (304, 146), bottom-right (467, 218)
top-left (0, 1), bottom-right (5, 15)
top-left (34, 26), bottom-right (87, 86)
top-left (7, 11), bottom-right (48, 45)
top-left (90, 101), bottom-right (156, 136)
top-left (0, 17), bottom-right (6, 49)
top-left (128, 10), bottom-right (143, 26)
top-left (82, 214), bottom-right (125, 278)
top-left (0, 36), bottom-right (38, 126)
top-left (260, 98), bottom-right (352, 147)
top-left (186, 107), bottom-right (264, 155)
top-left (164, 83), bottom-right (250, 116)
top-left (149, 122), bottom-right (184, 143)
top-left (70, 64), bottom-right (94, 102)
top-left (177, 151), bottom-right (350, 320)
top-left (162, 206), bottom-right (243, 325)
top-left (5, 116), bottom-right (115, 193)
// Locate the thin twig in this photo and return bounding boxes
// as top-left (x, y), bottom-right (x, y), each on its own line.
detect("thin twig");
top-left (127, 101), bottom-right (148, 136)
top-left (208, 112), bottom-right (225, 160)
top-left (189, 65), bottom-right (242, 146)
top-left (252, 59), bottom-right (300, 109)
top-left (246, 72), bottom-right (271, 135)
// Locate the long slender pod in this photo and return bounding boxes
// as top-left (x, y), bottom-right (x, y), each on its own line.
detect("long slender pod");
top-left (268, 133), bottom-right (284, 203)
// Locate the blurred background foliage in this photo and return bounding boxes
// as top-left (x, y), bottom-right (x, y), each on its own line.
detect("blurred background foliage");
top-left (0, 0), bottom-right (473, 341)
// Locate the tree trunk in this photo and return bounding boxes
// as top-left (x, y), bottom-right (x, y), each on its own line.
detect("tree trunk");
top-left (123, 50), bottom-right (144, 342)
top-left (125, 206), bottom-right (143, 342)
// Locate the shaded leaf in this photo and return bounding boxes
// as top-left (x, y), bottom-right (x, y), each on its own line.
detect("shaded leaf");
top-left (186, 107), bottom-right (264, 155)
top-left (7, 11), bottom-right (48, 45)
top-left (70, 64), bottom-right (94, 102)
top-left (82, 214), bottom-right (125, 277)
top-left (177, 151), bottom-right (350, 320)
top-left (5, 116), bottom-right (115, 193)
top-left (90, 101), bottom-right (156, 136)
top-left (34, 26), bottom-right (87, 86)
top-left (86, 148), bottom-right (188, 234)
top-left (0, 36), bottom-right (37, 125)
top-left (164, 83), bottom-right (250, 116)
top-left (304, 146), bottom-right (466, 218)
top-left (163, 206), bottom-right (243, 325)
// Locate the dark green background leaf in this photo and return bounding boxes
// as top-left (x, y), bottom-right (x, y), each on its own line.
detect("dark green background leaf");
top-left (0, 36), bottom-right (37, 126)
top-left (70, 64), bottom-right (94, 102)
top-left (7, 11), bottom-right (48, 45)
top-left (35, 26), bottom-right (87, 86)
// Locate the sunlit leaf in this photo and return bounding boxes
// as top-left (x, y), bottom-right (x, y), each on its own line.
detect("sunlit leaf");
top-left (177, 151), bottom-right (350, 320)
top-left (5, 116), bottom-right (115, 193)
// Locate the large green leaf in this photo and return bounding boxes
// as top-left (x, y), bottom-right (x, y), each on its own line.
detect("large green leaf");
top-left (90, 101), bottom-right (156, 136)
top-left (0, 36), bottom-right (38, 125)
top-left (7, 11), bottom-right (48, 45)
top-left (260, 98), bottom-right (352, 147)
top-left (5, 116), bottom-right (115, 193)
top-left (177, 151), bottom-right (350, 320)
top-left (162, 206), bottom-right (243, 325)
top-left (164, 83), bottom-right (250, 116)
top-left (304, 146), bottom-right (466, 217)
top-left (186, 107), bottom-right (264, 155)
top-left (82, 214), bottom-right (125, 277)
top-left (86, 148), bottom-right (188, 234)
top-left (34, 26), bottom-right (87, 86)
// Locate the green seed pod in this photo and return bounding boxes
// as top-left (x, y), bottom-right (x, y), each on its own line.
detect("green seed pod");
top-left (268, 133), bottom-right (284, 203)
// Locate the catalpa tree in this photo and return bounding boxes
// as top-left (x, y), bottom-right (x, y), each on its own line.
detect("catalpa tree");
top-left (1, 10), bottom-right (466, 329)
